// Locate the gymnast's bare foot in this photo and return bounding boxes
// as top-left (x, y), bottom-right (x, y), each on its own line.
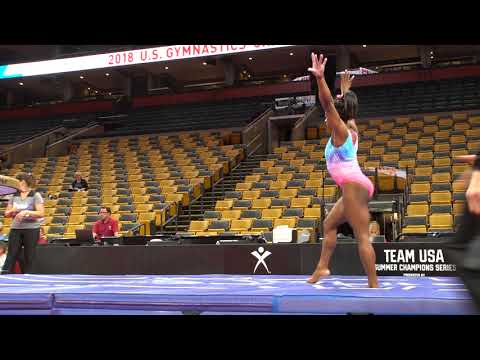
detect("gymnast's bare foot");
top-left (307, 268), bottom-right (330, 284)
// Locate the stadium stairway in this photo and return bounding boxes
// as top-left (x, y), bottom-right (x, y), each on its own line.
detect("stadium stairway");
top-left (162, 154), bottom-right (269, 232)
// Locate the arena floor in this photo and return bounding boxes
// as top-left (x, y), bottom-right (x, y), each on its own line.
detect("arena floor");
top-left (0, 274), bottom-right (476, 315)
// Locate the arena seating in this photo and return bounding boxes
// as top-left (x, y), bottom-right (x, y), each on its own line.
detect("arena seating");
top-left (0, 117), bottom-right (64, 145)
top-left (98, 97), bottom-right (273, 138)
top-left (0, 130), bottom-right (245, 240)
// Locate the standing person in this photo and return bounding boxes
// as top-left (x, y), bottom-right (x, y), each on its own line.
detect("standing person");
top-left (306, 53), bottom-right (379, 288)
top-left (445, 154), bottom-right (480, 310)
top-left (1, 172), bottom-right (44, 274)
top-left (15, 227), bottom-right (48, 274)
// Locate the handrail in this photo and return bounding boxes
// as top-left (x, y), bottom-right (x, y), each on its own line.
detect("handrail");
top-left (242, 107), bottom-right (271, 133)
top-left (247, 142), bottom-right (263, 157)
top-left (395, 232), bottom-right (455, 242)
top-left (47, 122), bottom-right (99, 148)
top-left (246, 132), bottom-right (262, 149)
top-left (129, 222), bottom-right (147, 236)
top-left (293, 105), bottom-right (317, 130)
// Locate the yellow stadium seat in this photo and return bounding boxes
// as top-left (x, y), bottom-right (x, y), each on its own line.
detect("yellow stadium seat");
top-left (262, 208), bottom-right (282, 220)
top-left (407, 204), bottom-right (429, 216)
top-left (235, 183), bottom-right (252, 191)
top-left (291, 198), bottom-right (311, 208)
top-left (221, 210), bottom-right (242, 221)
top-left (370, 147), bottom-right (384, 156)
top-left (290, 159), bottom-right (305, 168)
top-left (439, 118), bottom-right (453, 128)
top-left (251, 198), bottom-right (271, 209)
top-left (189, 221), bottom-right (209, 233)
top-left (417, 152), bottom-right (433, 160)
top-left (320, 186), bottom-right (337, 200)
top-left (299, 165), bottom-right (315, 174)
top-left (245, 175), bottom-right (261, 183)
top-left (230, 219), bottom-right (253, 232)
top-left (133, 195), bottom-right (149, 204)
top-left (274, 218), bottom-right (297, 228)
top-left (215, 200), bottom-right (234, 211)
top-left (432, 173), bottom-right (451, 183)
top-left (68, 215), bottom-right (86, 225)
top-left (415, 167), bottom-right (433, 176)
top-left (277, 174), bottom-right (293, 182)
top-left (242, 190), bottom-right (261, 200)
top-left (279, 189), bottom-right (298, 199)
top-left (270, 181), bottom-right (287, 190)
top-left (71, 198), bottom-right (87, 207)
top-left (131, 188), bottom-right (146, 196)
top-left (401, 144), bottom-right (418, 154)
top-left (268, 167), bottom-right (284, 175)
top-left (387, 139), bottom-right (403, 148)
top-left (403, 225), bottom-right (427, 233)
top-left (364, 161), bottom-right (380, 168)
top-left (309, 151), bottom-right (324, 160)
top-left (282, 153), bottom-right (296, 161)
top-left (305, 179), bottom-right (323, 188)
top-left (398, 159), bottom-right (416, 169)
top-left (452, 165), bottom-right (469, 174)
top-left (383, 154), bottom-right (400, 162)
top-left (430, 191), bottom-right (452, 204)
top-left (44, 199), bottom-right (58, 208)
top-left (260, 160), bottom-right (276, 169)
top-left (304, 207), bottom-right (321, 219)
top-left (434, 143), bottom-right (450, 152)
top-left (71, 207), bottom-right (87, 216)
top-left (423, 125), bottom-right (439, 135)
top-left (429, 213), bottom-right (453, 231)
top-left (451, 135), bottom-right (467, 145)
top-left (166, 193), bottom-right (184, 206)
top-left (452, 181), bottom-right (465, 193)
top-left (135, 204), bottom-right (154, 213)
top-left (309, 172), bottom-right (325, 180)
top-left (411, 183), bottom-right (430, 194)
top-left (433, 158), bottom-right (451, 167)
top-left (64, 225), bottom-right (85, 238)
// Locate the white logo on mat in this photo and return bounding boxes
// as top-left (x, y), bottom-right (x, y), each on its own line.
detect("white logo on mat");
top-left (251, 247), bottom-right (272, 274)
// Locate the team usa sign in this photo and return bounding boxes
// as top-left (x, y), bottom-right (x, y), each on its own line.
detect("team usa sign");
top-left (0, 45), bottom-right (295, 80)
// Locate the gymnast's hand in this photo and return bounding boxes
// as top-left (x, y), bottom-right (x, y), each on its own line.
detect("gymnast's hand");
top-left (308, 53), bottom-right (328, 79)
top-left (340, 70), bottom-right (355, 96)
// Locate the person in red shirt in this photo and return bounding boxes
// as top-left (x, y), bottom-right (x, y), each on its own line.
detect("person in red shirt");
top-left (92, 207), bottom-right (120, 240)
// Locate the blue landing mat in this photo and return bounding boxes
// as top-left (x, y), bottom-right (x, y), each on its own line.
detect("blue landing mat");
top-left (0, 275), bottom-right (476, 315)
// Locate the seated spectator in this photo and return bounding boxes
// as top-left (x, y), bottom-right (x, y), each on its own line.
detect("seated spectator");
top-left (0, 242), bottom-right (6, 268)
top-left (70, 172), bottom-right (88, 191)
top-left (369, 221), bottom-right (381, 242)
top-left (92, 207), bottom-right (119, 240)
